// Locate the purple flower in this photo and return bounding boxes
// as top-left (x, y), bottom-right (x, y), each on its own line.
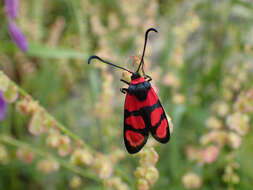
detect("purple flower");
top-left (3, 0), bottom-right (29, 52)
top-left (8, 21), bottom-right (28, 52)
top-left (5, 0), bottom-right (19, 19)
top-left (0, 91), bottom-right (7, 121)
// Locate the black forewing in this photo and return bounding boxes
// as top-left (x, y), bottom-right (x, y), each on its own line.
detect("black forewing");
top-left (124, 108), bottom-right (149, 154)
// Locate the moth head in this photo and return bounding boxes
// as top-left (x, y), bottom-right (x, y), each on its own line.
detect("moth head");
top-left (131, 72), bottom-right (141, 80)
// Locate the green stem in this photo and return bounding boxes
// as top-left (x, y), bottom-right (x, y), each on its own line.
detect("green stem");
top-left (115, 166), bottom-right (135, 188)
top-left (1, 71), bottom-right (91, 150)
top-left (0, 135), bottom-right (101, 183)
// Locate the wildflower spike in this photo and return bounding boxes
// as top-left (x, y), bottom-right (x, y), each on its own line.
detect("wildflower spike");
top-left (88, 55), bottom-right (133, 73)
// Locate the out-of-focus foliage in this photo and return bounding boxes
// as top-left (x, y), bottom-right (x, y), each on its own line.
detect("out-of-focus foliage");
top-left (1, 0), bottom-right (253, 189)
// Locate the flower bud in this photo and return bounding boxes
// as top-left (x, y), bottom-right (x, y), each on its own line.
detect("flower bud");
top-left (37, 159), bottom-right (59, 173)
top-left (16, 97), bottom-right (39, 115)
top-left (58, 135), bottom-right (72, 156)
top-left (28, 111), bottom-right (46, 136)
top-left (46, 129), bottom-right (61, 148)
top-left (8, 21), bottom-right (28, 52)
top-left (202, 145), bottom-right (219, 164)
top-left (2, 82), bottom-right (18, 103)
top-left (137, 178), bottom-right (149, 190)
top-left (200, 130), bottom-right (227, 146)
top-left (206, 116), bottom-right (222, 129)
top-left (182, 172), bottom-right (202, 189)
top-left (16, 148), bottom-right (34, 164)
top-left (70, 149), bottom-right (93, 166)
top-left (223, 163), bottom-right (240, 185)
top-left (0, 72), bottom-right (10, 92)
top-left (105, 177), bottom-right (129, 190)
top-left (227, 132), bottom-right (241, 149)
top-left (139, 147), bottom-right (159, 166)
top-left (234, 88), bottom-right (253, 112)
top-left (231, 174), bottom-right (240, 184)
top-left (226, 112), bottom-right (249, 136)
top-left (212, 101), bottom-right (229, 117)
top-left (0, 144), bottom-right (9, 164)
top-left (0, 91), bottom-right (7, 121)
top-left (5, 0), bottom-right (19, 19)
top-left (145, 166), bottom-right (159, 186)
top-left (185, 146), bottom-right (201, 161)
top-left (93, 154), bottom-right (113, 179)
top-left (69, 176), bottom-right (82, 189)
top-left (134, 167), bottom-right (146, 178)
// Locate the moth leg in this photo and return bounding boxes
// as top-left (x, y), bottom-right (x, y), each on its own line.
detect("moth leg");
top-left (120, 88), bottom-right (128, 94)
top-left (120, 79), bottom-right (130, 85)
top-left (145, 75), bottom-right (152, 82)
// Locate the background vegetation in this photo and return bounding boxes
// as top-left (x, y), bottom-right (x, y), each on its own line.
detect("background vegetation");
top-left (1, 0), bottom-right (253, 189)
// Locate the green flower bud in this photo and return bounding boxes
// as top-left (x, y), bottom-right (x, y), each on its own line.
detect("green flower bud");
top-left (93, 154), bottom-right (113, 179)
top-left (139, 147), bottom-right (159, 166)
top-left (0, 72), bottom-right (10, 92)
top-left (58, 135), bottom-right (72, 156)
top-left (0, 144), bottom-right (9, 164)
top-left (28, 111), bottom-right (46, 136)
top-left (69, 176), bottom-right (82, 189)
top-left (46, 129), bottom-right (61, 148)
top-left (182, 172), bottom-right (202, 189)
top-left (145, 166), bottom-right (159, 186)
top-left (16, 97), bottom-right (39, 115)
top-left (70, 149), bottom-right (93, 166)
top-left (37, 159), bottom-right (59, 174)
top-left (137, 178), bottom-right (149, 190)
top-left (16, 148), bottom-right (34, 164)
top-left (135, 166), bottom-right (147, 178)
top-left (3, 83), bottom-right (18, 103)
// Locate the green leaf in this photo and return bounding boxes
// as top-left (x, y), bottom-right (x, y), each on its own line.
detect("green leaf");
top-left (27, 43), bottom-right (88, 60)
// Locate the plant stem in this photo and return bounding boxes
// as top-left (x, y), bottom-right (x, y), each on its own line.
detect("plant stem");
top-left (0, 135), bottom-right (101, 183)
top-left (1, 71), bottom-right (91, 150)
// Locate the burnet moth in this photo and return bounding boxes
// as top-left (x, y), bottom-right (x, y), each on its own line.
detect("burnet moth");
top-left (88, 28), bottom-right (170, 154)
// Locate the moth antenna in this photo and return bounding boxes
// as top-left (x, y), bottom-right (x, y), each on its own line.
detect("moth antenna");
top-left (137, 28), bottom-right (158, 73)
top-left (88, 55), bottom-right (133, 74)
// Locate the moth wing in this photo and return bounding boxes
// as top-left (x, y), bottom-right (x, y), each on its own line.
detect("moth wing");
top-left (146, 87), bottom-right (170, 143)
top-left (124, 93), bottom-right (149, 154)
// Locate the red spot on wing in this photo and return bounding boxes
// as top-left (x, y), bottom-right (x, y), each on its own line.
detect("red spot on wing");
top-left (126, 116), bottom-right (145, 129)
top-left (125, 87), bottom-right (158, 112)
top-left (126, 131), bottom-right (144, 147)
top-left (151, 107), bottom-right (163, 126)
top-left (156, 119), bottom-right (168, 138)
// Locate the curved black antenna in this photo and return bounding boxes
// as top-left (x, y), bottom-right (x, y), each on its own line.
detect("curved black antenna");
top-left (88, 55), bottom-right (133, 73)
top-left (136, 28), bottom-right (158, 73)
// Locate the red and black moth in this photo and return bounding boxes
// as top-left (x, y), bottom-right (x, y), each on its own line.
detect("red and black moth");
top-left (88, 28), bottom-right (170, 154)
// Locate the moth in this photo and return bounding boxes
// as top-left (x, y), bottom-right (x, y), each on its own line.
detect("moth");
top-left (88, 28), bottom-right (170, 154)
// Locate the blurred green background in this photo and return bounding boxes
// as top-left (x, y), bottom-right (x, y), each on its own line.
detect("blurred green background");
top-left (1, 0), bottom-right (253, 189)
